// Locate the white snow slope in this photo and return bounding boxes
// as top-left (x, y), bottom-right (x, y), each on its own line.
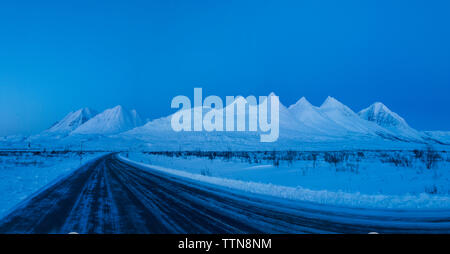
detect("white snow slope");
top-left (318, 97), bottom-right (395, 138)
top-left (71, 105), bottom-right (143, 135)
top-left (359, 102), bottom-right (424, 142)
top-left (423, 131), bottom-right (450, 145)
top-left (45, 108), bottom-right (98, 134)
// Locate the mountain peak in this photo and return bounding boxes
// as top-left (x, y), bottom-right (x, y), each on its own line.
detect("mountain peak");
top-left (130, 109), bottom-right (143, 126)
top-left (289, 97), bottom-right (313, 110)
top-left (371, 102), bottom-right (391, 114)
top-left (259, 92), bottom-right (287, 110)
top-left (359, 102), bottom-right (408, 128)
top-left (80, 107), bottom-right (94, 113)
top-left (45, 107), bottom-right (98, 134)
top-left (110, 105), bottom-right (124, 112)
top-left (71, 105), bottom-right (142, 135)
top-left (320, 96), bottom-right (346, 109)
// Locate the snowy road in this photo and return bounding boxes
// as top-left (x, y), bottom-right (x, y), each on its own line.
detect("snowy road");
top-left (0, 153), bottom-right (449, 234)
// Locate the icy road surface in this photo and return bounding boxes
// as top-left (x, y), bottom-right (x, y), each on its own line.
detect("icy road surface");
top-left (0, 153), bottom-right (449, 234)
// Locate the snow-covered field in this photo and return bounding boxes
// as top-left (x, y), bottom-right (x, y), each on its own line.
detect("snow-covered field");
top-left (0, 151), bottom-right (104, 218)
top-left (124, 149), bottom-right (450, 209)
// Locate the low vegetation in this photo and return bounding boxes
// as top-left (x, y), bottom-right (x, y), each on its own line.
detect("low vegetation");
top-left (144, 147), bottom-right (445, 171)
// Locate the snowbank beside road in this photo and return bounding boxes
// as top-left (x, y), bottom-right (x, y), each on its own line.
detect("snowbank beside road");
top-left (119, 154), bottom-right (450, 209)
top-left (0, 152), bottom-right (105, 218)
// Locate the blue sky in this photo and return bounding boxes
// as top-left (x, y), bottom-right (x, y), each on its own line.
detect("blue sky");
top-left (0, 0), bottom-right (449, 136)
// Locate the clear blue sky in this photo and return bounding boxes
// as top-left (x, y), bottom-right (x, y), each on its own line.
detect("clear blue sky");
top-left (1, 0), bottom-right (449, 136)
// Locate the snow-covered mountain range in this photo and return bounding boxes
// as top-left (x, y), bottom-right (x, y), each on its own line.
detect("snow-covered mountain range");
top-left (3, 95), bottom-right (449, 150)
